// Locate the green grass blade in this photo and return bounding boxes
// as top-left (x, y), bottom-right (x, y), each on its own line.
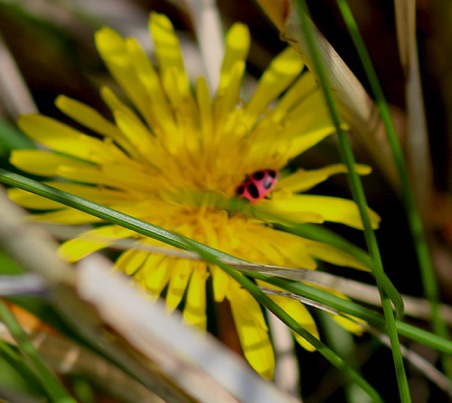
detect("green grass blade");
top-left (0, 169), bottom-right (385, 399)
top-left (0, 301), bottom-right (76, 403)
top-left (276, 223), bottom-right (372, 268)
top-left (1, 169), bottom-right (451, 356)
top-left (318, 312), bottom-right (369, 403)
top-left (0, 340), bottom-right (46, 397)
top-left (335, 0), bottom-right (451, 376)
top-left (275, 223), bottom-right (404, 314)
top-left (0, 169), bottom-right (392, 306)
top-left (183, 237), bottom-right (384, 402)
top-left (249, 273), bottom-right (452, 355)
top-left (294, 1), bottom-right (410, 400)
top-left (0, 169), bottom-right (214, 254)
top-left (0, 118), bottom-right (35, 155)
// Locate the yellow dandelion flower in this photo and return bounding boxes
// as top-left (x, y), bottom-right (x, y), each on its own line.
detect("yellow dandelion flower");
top-left (9, 13), bottom-right (379, 379)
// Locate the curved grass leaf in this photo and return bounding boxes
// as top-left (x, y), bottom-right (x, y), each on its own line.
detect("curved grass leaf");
top-left (183, 237), bottom-right (384, 402)
top-left (335, 0), bottom-right (451, 377)
top-left (1, 169), bottom-right (451, 357)
top-left (294, 1), bottom-right (410, 400)
top-left (0, 168), bottom-right (385, 399)
top-left (276, 223), bottom-right (403, 314)
top-left (0, 301), bottom-right (76, 403)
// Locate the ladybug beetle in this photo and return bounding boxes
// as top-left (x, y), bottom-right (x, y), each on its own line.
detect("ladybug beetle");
top-left (236, 169), bottom-right (278, 203)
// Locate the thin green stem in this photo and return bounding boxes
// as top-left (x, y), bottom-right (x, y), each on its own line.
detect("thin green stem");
top-left (335, 0), bottom-right (450, 376)
top-left (0, 170), bottom-right (383, 399)
top-left (0, 169), bottom-right (205, 253)
top-left (274, 223), bottom-right (403, 314)
top-left (0, 301), bottom-right (76, 403)
top-left (295, 1), bottom-right (410, 400)
top-left (250, 273), bottom-right (452, 356)
top-left (184, 238), bottom-right (383, 402)
top-left (1, 169), bottom-right (451, 356)
top-left (0, 339), bottom-right (46, 395)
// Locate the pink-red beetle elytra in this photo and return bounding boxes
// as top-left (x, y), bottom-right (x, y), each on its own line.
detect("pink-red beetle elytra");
top-left (236, 169), bottom-right (278, 203)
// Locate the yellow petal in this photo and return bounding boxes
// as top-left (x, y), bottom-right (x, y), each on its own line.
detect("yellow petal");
top-left (56, 166), bottom-right (122, 188)
top-left (264, 286), bottom-right (319, 351)
top-left (10, 150), bottom-right (94, 177)
top-left (31, 209), bottom-right (102, 225)
top-left (241, 224), bottom-right (318, 269)
top-left (113, 109), bottom-right (165, 167)
top-left (101, 164), bottom-right (162, 192)
top-left (257, 195), bottom-right (380, 230)
top-left (58, 225), bottom-right (136, 262)
top-left (211, 265), bottom-right (230, 303)
top-left (214, 23), bottom-right (249, 133)
top-left (183, 264), bottom-right (208, 330)
top-left (46, 182), bottom-right (140, 204)
top-left (228, 281), bottom-right (274, 379)
top-left (331, 314), bottom-right (365, 335)
top-left (242, 48), bottom-right (304, 130)
top-left (10, 180), bottom-right (133, 215)
top-left (95, 27), bottom-right (152, 123)
top-left (55, 96), bottom-right (132, 151)
top-left (318, 288), bottom-right (366, 334)
top-left (254, 200), bottom-right (325, 226)
top-left (8, 188), bottom-right (64, 210)
top-left (289, 125), bottom-right (336, 159)
top-left (57, 164), bottom-right (159, 193)
top-left (166, 259), bottom-right (193, 312)
top-left (149, 13), bottom-right (197, 131)
top-left (125, 38), bottom-right (175, 134)
top-left (196, 77), bottom-right (213, 143)
top-left (119, 200), bottom-right (182, 221)
top-left (214, 62), bottom-right (245, 136)
top-left (275, 164), bottom-right (372, 193)
top-left (17, 115), bottom-right (126, 164)
top-left (254, 0), bottom-right (286, 31)
top-left (218, 23), bottom-right (250, 89)
top-left (99, 87), bottom-right (155, 163)
top-left (115, 248), bottom-right (149, 276)
top-left (285, 90), bottom-right (332, 133)
top-left (138, 254), bottom-right (171, 296)
top-left (150, 14), bottom-right (191, 101)
top-left (270, 72), bottom-right (317, 123)
top-left (305, 239), bottom-right (369, 270)
top-left (158, 66), bottom-right (197, 152)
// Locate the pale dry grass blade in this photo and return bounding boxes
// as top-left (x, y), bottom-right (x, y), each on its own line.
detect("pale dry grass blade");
top-left (183, 0), bottom-right (224, 93)
top-left (62, 0), bottom-right (149, 39)
top-left (0, 32), bottom-right (37, 117)
top-left (255, 0), bottom-right (400, 190)
top-left (41, 223), bottom-right (452, 325)
top-left (0, 274), bottom-right (46, 295)
top-left (263, 288), bottom-right (452, 397)
top-left (0, 188), bottom-right (194, 401)
top-left (394, 0), bottom-right (432, 214)
top-left (0, 189), bottom-right (299, 403)
top-left (77, 255), bottom-right (301, 403)
top-left (268, 313), bottom-right (300, 397)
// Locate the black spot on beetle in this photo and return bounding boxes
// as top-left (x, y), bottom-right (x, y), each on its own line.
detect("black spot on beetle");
top-left (236, 185), bottom-right (245, 195)
top-left (252, 171), bottom-right (265, 180)
top-left (247, 183), bottom-right (260, 199)
top-left (263, 179), bottom-right (273, 189)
